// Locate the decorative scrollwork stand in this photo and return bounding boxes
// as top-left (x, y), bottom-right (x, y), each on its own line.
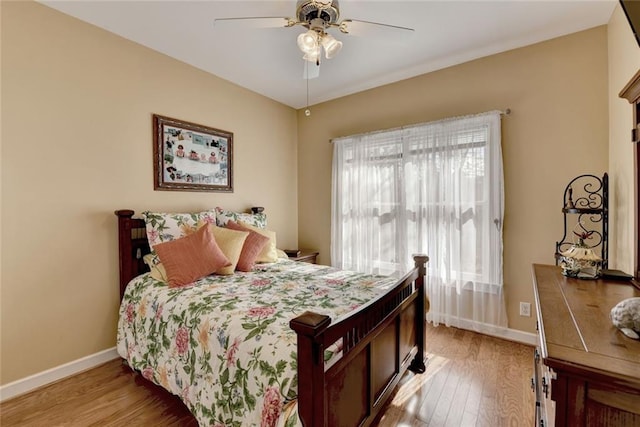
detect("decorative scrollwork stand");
top-left (555, 173), bottom-right (608, 268)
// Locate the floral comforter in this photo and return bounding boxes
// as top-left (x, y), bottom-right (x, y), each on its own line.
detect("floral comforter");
top-left (116, 259), bottom-right (398, 427)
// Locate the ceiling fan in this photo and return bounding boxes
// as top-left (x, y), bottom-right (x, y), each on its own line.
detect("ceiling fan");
top-left (214, 0), bottom-right (414, 79)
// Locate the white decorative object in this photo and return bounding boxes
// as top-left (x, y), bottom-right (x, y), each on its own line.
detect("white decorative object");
top-left (610, 297), bottom-right (640, 340)
top-left (559, 230), bottom-right (602, 279)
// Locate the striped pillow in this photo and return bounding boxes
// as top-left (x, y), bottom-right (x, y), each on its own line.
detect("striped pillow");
top-left (237, 221), bottom-right (278, 263)
top-left (225, 221), bottom-right (271, 271)
top-left (154, 225), bottom-right (230, 288)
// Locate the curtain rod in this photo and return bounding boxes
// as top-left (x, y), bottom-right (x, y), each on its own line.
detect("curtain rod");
top-left (329, 108), bottom-right (512, 143)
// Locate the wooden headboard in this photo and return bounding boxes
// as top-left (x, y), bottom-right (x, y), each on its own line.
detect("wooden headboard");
top-left (115, 210), bottom-right (151, 299)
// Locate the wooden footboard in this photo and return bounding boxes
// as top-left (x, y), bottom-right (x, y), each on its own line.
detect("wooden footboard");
top-left (290, 254), bottom-right (428, 427)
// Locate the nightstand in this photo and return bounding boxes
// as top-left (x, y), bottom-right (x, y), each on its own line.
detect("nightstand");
top-left (288, 249), bottom-right (319, 264)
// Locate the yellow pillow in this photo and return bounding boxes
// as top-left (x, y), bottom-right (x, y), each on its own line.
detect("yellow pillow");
top-left (143, 253), bottom-right (168, 283)
top-left (237, 221), bottom-right (278, 263)
top-left (209, 225), bottom-right (249, 275)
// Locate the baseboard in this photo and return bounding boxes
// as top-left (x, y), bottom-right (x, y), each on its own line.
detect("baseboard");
top-left (0, 347), bottom-right (120, 402)
top-left (485, 325), bottom-right (538, 346)
top-left (428, 318), bottom-right (538, 346)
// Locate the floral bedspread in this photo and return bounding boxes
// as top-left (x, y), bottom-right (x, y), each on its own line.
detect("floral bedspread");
top-left (116, 259), bottom-right (398, 427)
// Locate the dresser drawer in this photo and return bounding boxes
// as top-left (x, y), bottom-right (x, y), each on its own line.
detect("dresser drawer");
top-left (533, 347), bottom-right (556, 427)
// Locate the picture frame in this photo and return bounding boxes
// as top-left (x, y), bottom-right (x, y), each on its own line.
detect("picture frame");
top-left (153, 114), bottom-right (233, 192)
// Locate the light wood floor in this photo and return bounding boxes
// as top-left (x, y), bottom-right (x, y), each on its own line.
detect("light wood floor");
top-left (1, 324), bottom-right (535, 426)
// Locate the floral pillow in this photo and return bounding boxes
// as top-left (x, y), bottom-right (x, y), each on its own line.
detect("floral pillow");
top-left (215, 207), bottom-right (267, 229)
top-left (142, 209), bottom-right (217, 251)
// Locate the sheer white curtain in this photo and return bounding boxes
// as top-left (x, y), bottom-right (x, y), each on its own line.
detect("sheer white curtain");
top-left (331, 111), bottom-right (507, 331)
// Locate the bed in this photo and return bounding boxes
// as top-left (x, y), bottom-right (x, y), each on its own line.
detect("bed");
top-left (115, 209), bottom-right (429, 426)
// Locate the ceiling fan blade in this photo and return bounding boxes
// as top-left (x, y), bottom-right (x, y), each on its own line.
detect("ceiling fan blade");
top-left (303, 61), bottom-right (320, 80)
top-left (213, 17), bottom-right (292, 29)
top-left (340, 19), bottom-right (415, 41)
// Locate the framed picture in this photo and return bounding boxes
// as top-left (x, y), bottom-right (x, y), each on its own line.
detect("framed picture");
top-left (153, 114), bottom-right (233, 192)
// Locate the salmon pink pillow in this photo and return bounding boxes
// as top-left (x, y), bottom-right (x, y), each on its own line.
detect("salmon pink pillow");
top-left (153, 225), bottom-right (230, 288)
top-left (236, 221), bottom-right (278, 264)
top-left (226, 221), bottom-right (271, 271)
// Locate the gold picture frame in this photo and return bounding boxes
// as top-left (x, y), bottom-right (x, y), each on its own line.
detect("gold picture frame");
top-left (153, 114), bottom-right (233, 192)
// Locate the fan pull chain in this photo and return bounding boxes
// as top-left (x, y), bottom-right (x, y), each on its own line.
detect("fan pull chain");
top-left (305, 73), bottom-right (311, 117)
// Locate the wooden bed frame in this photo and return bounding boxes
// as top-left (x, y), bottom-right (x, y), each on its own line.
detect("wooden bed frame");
top-left (115, 209), bottom-right (429, 427)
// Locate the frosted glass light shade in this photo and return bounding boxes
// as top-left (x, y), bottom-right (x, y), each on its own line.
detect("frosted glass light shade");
top-left (303, 46), bottom-right (321, 62)
top-left (321, 33), bottom-right (342, 59)
top-left (297, 30), bottom-right (318, 54)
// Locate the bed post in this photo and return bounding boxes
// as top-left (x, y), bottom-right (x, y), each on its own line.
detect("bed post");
top-left (409, 254), bottom-right (429, 374)
top-left (114, 209), bottom-right (151, 299)
top-left (115, 210), bottom-right (136, 299)
top-left (289, 311), bottom-right (331, 427)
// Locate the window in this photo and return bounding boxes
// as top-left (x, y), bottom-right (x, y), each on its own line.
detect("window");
top-left (331, 111), bottom-right (507, 329)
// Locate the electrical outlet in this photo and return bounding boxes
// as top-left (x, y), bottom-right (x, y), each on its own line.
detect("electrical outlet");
top-left (520, 302), bottom-right (531, 317)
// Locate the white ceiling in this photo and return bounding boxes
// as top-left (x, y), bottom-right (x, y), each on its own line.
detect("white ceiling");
top-left (40, 1), bottom-right (617, 109)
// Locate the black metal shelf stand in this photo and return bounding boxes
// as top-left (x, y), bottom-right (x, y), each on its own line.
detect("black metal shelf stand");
top-left (555, 173), bottom-right (609, 268)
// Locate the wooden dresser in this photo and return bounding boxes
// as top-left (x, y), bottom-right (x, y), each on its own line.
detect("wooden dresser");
top-left (532, 264), bottom-right (640, 427)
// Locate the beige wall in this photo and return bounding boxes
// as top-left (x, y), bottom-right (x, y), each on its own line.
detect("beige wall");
top-left (297, 27), bottom-right (609, 334)
top-left (608, 4), bottom-right (640, 275)
top-left (1, 2), bottom-right (298, 384)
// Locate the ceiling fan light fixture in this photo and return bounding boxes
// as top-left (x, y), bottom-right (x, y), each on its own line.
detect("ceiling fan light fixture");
top-left (214, 0), bottom-right (414, 84)
top-left (297, 30), bottom-right (318, 54)
top-left (321, 33), bottom-right (342, 59)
